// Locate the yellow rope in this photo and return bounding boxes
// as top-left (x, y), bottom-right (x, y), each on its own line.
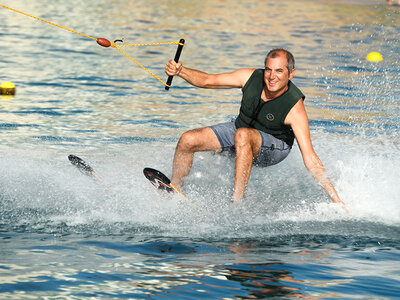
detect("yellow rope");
top-left (0, 4), bottom-right (178, 87)
top-left (117, 42), bottom-right (184, 47)
top-left (113, 45), bottom-right (170, 87)
top-left (0, 4), bottom-right (96, 41)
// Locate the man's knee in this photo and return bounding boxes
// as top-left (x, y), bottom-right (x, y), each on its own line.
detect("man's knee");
top-left (177, 130), bottom-right (200, 151)
top-left (234, 128), bottom-right (252, 147)
top-left (234, 128), bottom-right (262, 156)
top-left (177, 127), bottom-right (221, 152)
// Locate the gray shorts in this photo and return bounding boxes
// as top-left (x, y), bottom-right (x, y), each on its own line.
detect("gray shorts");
top-left (209, 120), bottom-right (291, 167)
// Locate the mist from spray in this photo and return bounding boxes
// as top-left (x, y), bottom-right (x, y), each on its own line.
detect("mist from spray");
top-left (1, 129), bottom-right (398, 241)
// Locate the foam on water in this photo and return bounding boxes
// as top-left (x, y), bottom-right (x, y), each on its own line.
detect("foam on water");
top-left (1, 131), bottom-right (398, 240)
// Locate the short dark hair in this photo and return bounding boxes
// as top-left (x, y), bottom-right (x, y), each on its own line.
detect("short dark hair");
top-left (265, 49), bottom-right (295, 73)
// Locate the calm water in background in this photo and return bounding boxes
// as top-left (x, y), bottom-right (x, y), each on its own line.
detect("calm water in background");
top-left (0, 0), bottom-right (399, 298)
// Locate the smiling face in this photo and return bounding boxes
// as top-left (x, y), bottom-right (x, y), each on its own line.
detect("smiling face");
top-left (264, 51), bottom-right (295, 98)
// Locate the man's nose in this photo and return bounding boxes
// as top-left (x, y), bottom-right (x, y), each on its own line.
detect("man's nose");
top-left (268, 70), bottom-right (276, 79)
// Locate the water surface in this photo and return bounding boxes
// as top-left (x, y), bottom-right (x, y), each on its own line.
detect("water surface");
top-left (0, 0), bottom-right (399, 298)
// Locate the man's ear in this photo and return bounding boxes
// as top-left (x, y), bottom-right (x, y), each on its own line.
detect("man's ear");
top-left (289, 68), bottom-right (296, 80)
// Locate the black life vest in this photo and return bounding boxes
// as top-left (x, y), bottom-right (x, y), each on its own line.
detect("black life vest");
top-left (235, 69), bottom-right (305, 146)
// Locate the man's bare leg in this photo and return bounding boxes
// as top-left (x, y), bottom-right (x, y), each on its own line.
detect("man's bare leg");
top-left (171, 127), bottom-right (221, 189)
top-left (232, 128), bottom-right (262, 202)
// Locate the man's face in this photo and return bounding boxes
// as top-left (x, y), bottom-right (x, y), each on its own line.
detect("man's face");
top-left (264, 54), bottom-right (295, 95)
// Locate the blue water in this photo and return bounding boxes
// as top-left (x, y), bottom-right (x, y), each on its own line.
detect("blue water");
top-left (1, 0), bottom-right (399, 298)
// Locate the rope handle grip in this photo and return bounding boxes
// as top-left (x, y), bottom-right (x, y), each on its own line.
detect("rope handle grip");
top-left (165, 39), bottom-right (185, 90)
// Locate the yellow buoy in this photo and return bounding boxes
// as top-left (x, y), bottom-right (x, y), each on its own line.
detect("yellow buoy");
top-left (0, 81), bottom-right (16, 95)
top-left (366, 52), bottom-right (383, 62)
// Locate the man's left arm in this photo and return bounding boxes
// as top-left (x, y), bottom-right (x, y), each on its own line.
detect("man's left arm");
top-left (285, 100), bottom-right (348, 212)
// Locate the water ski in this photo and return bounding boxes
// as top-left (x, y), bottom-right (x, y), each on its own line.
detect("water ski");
top-left (143, 168), bottom-right (177, 194)
top-left (68, 157), bottom-right (206, 212)
top-left (68, 154), bottom-right (95, 177)
top-left (68, 154), bottom-right (104, 183)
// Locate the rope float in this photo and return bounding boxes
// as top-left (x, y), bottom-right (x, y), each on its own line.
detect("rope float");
top-left (0, 4), bottom-right (184, 89)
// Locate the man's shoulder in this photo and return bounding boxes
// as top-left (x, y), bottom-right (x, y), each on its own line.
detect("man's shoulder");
top-left (236, 68), bottom-right (257, 79)
top-left (239, 68), bottom-right (261, 90)
top-left (239, 68), bottom-right (257, 73)
top-left (288, 81), bottom-right (305, 101)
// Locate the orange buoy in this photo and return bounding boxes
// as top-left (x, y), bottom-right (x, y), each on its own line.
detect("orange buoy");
top-left (96, 38), bottom-right (111, 47)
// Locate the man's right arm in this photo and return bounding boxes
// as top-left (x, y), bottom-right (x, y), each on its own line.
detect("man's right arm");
top-left (165, 59), bottom-right (254, 89)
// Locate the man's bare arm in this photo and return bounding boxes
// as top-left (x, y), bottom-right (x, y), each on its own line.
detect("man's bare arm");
top-left (286, 100), bottom-right (348, 212)
top-left (165, 59), bottom-right (254, 89)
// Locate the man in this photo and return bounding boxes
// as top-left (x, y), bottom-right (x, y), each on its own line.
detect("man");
top-left (165, 48), bottom-right (347, 211)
